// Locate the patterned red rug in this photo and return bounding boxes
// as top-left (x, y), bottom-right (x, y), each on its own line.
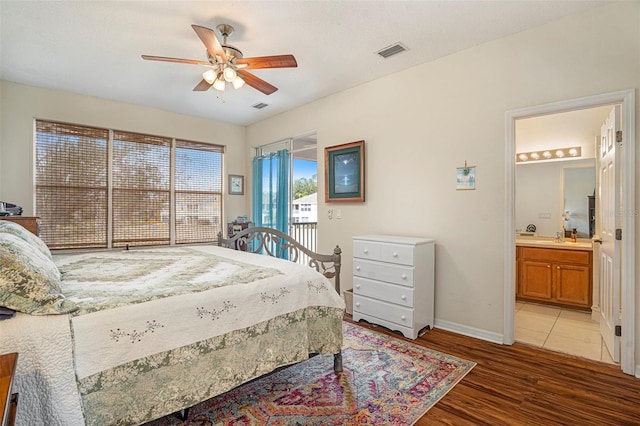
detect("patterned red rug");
top-left (148, 322), bottom-right (475, 425)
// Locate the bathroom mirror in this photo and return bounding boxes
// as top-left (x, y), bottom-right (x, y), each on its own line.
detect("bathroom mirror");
top-left (562, 165), bottom-right (595, 238)
top-left (515, 158), bottom-right (595, 238)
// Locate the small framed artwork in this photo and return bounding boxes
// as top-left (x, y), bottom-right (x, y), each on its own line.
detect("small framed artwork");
top-left (456, 164), bottom-right (476, 190)
top-left (229, 174), bottom-right (244, 195)
top-left (325, 140), bottom-right (365, 202)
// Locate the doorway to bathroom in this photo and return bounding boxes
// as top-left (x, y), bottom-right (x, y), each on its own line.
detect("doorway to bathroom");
top-left (504, 90), bottom-right (636, 376)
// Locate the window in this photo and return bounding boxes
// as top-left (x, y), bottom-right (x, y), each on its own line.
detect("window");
top-left (35, 121), bottom-right (108, 249)
top-left (112, 131), bottom-right (171, 247)
top-left (35, 121), bottom-right (223, 249)
top-left (175, 139), bottom-right (222, 244)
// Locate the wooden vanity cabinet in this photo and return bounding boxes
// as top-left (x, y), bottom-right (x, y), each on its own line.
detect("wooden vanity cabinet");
top-left (517, 246), bottom-right (592, 310)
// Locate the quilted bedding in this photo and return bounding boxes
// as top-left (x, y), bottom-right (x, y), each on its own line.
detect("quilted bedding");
top-left (1, 245), bottom-right (345, 425)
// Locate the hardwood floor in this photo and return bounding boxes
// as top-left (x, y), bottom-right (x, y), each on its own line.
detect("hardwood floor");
top-left (345, 317), bottom-right (640, 425)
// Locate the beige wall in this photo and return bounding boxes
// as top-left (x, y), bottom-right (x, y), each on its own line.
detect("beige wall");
top-left (246, 2), bottom-right (640, 348)
top-left (0, 81), bottom-right (247, 221)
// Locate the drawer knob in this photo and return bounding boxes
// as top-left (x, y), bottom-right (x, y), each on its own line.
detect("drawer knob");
top-left (363, 249), bottom-right (368, 254)
top-left (401, 295), bottom-right (406, 300)
top-left (356, 266), bottom-right (360, 271)
top-left (355, 302), bottom-right (360, 307)
top-left (355, 284), bottom-right (361, 289)
top-left (401, 274), bottom-right (407, 279)
top-left (547, 265), bottom-right (551, 268)
top-left (393, 252), bottom-right (398, 257)
top-left (401, 315), bottom-right (406, 321)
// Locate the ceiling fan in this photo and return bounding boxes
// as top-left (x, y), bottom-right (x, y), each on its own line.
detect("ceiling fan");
top-left (142, 24), bottom-right (297, 95)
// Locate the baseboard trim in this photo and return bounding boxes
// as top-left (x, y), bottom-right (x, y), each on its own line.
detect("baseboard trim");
top-left (434, 319), bottom-right (504, 345)
top-left (635, 365), bottom-right (640, 379)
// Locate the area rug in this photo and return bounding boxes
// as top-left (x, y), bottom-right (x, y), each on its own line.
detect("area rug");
top-left (147, 322), bottom-right (475, 425)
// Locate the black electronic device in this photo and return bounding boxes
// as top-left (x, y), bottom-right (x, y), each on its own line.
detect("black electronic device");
top-left (0, 202), bottom-right (23, 216)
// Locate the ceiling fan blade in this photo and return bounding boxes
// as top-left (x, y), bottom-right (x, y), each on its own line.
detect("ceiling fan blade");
top-left (141, 55), bottom-right (210, 66)
top-left (237, 70), bottom-right (278, 95)
top-left (235, 55), bottom-right (298, 69)
top-left (191, 24), bottom-right (227, 63)
top-left (193, 79), bottom-right (212, 91)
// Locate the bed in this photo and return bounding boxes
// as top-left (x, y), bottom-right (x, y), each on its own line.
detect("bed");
top-left (0, 222), bottom-right (345, 426)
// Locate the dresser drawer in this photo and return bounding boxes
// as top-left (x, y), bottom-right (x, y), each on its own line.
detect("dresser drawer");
top-left (379, 243), bottom-right (415, 266)
top-left (353, 294), bottom-right (414, 328)
top-left (353, 258), bottom-right (414, 287)
top-left (353, 240), bottom-right (382, 261)
top-left (353, 276), bottom-right (414, 308)
top-left (353, 239), bottom-right (415, 266)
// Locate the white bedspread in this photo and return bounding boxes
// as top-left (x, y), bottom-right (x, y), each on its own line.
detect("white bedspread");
top-left (1, 312), bottom-right (85, 425)
top-left (1, 245), bottom-right (345, 426)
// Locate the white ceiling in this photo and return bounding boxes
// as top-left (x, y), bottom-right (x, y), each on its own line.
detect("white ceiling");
top-left (1, 1), bottom-right (610, 126)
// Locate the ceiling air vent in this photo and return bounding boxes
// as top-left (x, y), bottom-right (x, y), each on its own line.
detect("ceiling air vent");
top-left (252, 102), bottom-right (269, 110)
top-left (376, 42), bottom-right (408, 59)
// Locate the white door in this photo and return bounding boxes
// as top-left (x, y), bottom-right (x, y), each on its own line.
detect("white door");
top-left (598, 105), bottom-right (621, 362)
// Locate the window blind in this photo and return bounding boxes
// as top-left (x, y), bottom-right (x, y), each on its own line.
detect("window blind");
top-left (35, 121), bottom-right (109, 249)
top-left (174, 140), bottom-right (224, 244)
top-left (35, 120), bottom-right (224, 249)
top-left (112, 131), bottom-right (171, 247)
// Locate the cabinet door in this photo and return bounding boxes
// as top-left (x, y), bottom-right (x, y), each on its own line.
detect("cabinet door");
top-left (519, 260), bottom-right (553, 300)
top-left (554, 263), bottom-right (591, 307)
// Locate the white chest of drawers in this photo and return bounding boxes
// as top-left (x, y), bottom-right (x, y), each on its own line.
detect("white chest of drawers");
top-left (352, 235), bottom-right (435, 339)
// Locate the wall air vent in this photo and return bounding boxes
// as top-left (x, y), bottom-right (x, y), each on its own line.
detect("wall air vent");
top-left (251, 102), bottom-right (269, 110)
top-left (376, 42), bottom-right (408, 59)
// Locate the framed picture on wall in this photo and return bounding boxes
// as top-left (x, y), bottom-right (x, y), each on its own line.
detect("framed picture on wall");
top-left (456, 165), bottom-right (476, 190)
top-left (324, 140), bottom-right (365, 202)
top-left (229, 174), bottom-right (244, 195)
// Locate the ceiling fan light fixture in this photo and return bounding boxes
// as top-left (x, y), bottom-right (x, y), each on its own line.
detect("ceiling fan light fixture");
top-left (223, 66), bottom-right (237, 82)
top-left (202, 69), bottom-right (216, 84)
top-left (232, 76), bottom-right (245, 89)
top-left (213, 73), bottom-right (226, 91)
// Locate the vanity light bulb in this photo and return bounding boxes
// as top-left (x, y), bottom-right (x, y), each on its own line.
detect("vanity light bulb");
top-left (518, 153), bottom-right (529, 161)
top-left (543, 151), bottom-right (552, 159)
top-left (530, 152), bottom-right (540, 160)
top-left (568, 148), bottom-right (578, 156)
top-left (555, 150), bottom-right (565, 158)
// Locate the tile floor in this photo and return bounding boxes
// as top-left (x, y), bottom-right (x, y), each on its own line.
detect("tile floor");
top-left (515, 301), bottom-right (616, 364)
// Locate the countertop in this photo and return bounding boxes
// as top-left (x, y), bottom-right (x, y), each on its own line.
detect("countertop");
top-left (516, 237), bottom-right (593, 251)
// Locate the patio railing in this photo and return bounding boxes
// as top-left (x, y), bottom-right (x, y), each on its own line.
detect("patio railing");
top-left (289, 222), bottom-right (317, 265)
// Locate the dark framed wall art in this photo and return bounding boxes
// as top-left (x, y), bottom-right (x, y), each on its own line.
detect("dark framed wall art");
top-left (324, 140), bottom-right (365, 202)
top-left (229, 174), bottom-right (244, 195)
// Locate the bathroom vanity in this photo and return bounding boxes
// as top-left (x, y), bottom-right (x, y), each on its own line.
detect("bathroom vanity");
top-left (516, 239), bottom-right (593, 310)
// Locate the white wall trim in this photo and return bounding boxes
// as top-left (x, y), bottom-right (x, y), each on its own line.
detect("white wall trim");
top-left (435, 319), bottom-right (504, 345)
top-left (504, 89), bottom-right (636, 376)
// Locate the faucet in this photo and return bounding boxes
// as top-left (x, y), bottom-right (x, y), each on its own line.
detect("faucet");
top-left (555, 232), bottom-right (564, 242)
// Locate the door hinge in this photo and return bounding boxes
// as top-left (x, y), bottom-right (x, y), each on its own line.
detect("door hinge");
top-left (615, 325), bottom-right (622, 337)
top-left (616, 130), bottom-right (623, 143)
top-left (615, 229), bottom-right (622, 240)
